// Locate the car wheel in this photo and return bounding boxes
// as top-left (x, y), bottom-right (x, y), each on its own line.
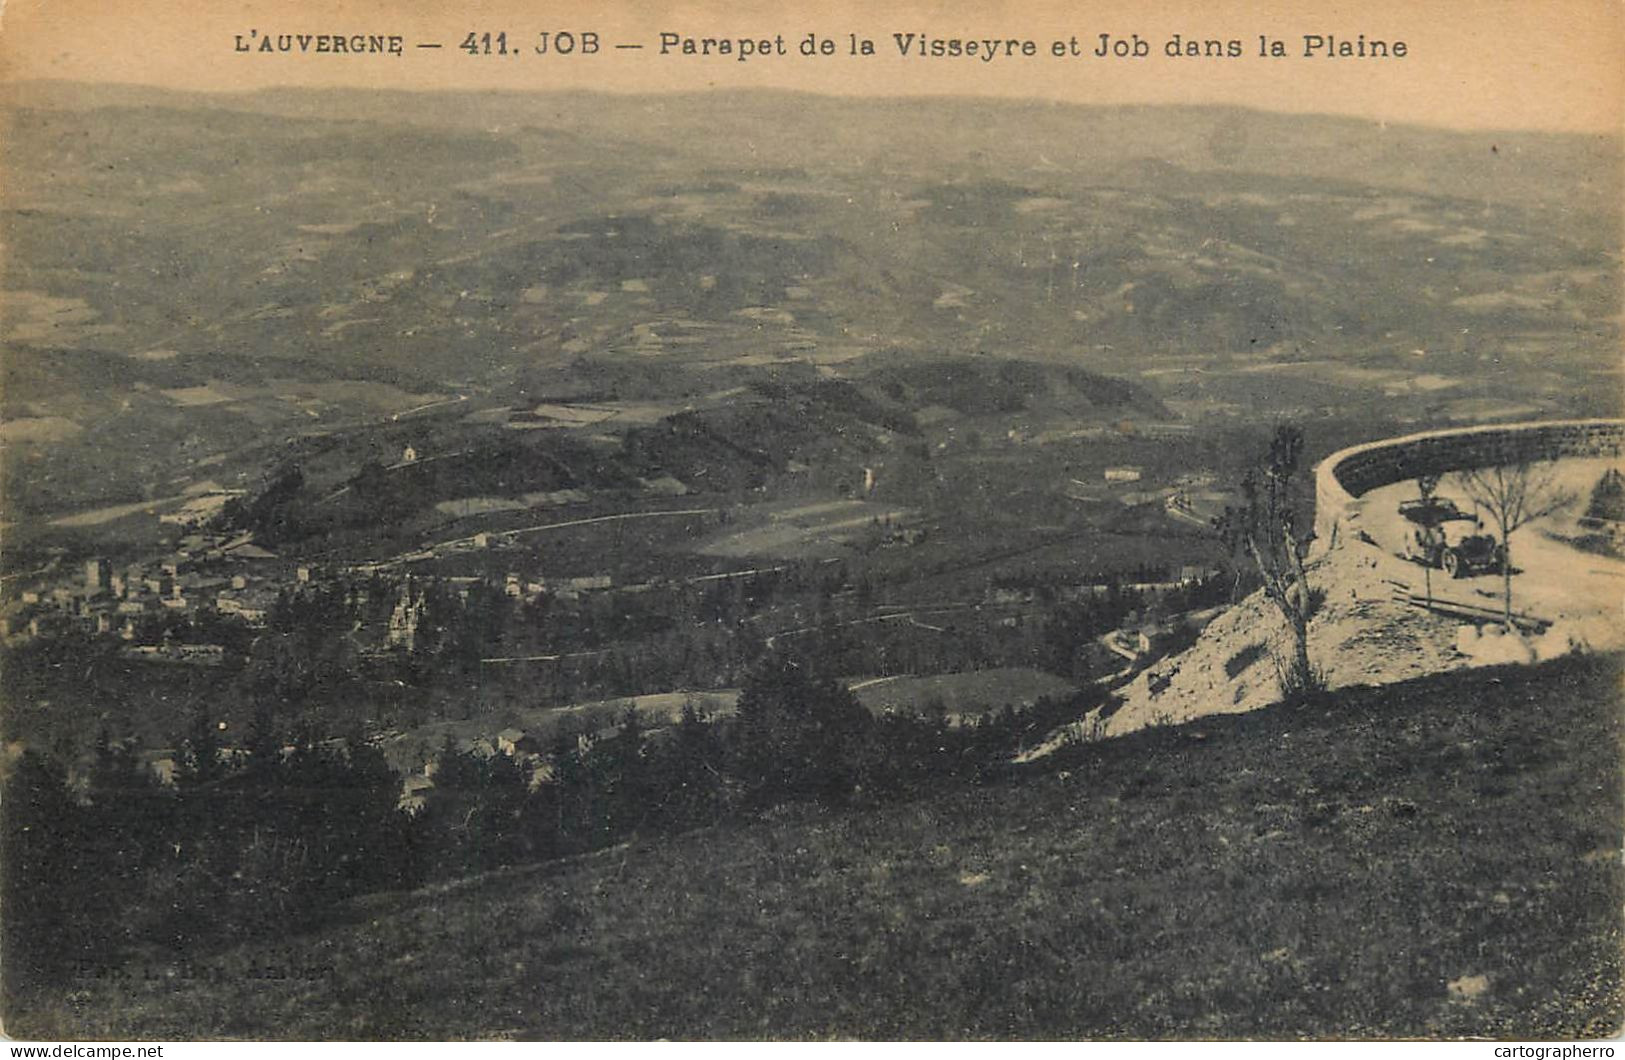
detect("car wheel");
top-left (1442, 550), bottom-right (1461, 578)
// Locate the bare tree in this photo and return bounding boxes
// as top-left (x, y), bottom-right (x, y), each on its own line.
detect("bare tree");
top-left (1214, 425), bottom-right (1319, 698)
top-left (1415, 474), bottom-right (1441, 607)
top-left (1454, 461), bottom-right (1576, 629)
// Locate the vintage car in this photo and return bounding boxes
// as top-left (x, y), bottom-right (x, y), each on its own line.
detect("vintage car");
top-left (1398, 497), bottom-right (1504, 578)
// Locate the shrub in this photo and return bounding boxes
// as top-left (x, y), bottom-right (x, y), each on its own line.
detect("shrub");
top-left (1225, 642), bottom-right (1268, 679)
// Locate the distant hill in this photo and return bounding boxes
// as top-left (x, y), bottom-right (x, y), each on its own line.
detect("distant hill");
top-left (859, 355), bottom-right (1171, 420)
top-left (1, 83), bottom-right (1616, 520)
top-left (217, 357), bottom-right (1167, 545)
top-left (7, 82), bottom-right (1618, 211)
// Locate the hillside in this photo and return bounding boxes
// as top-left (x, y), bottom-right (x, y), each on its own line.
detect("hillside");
top-left (1016, 449), bottom-right (1625, 754)
top-left (10, 84), bottom-right (1619, 211)
top-left (3, 87), bottom-right (1618, 521)
top-left (181, 358), bottom-right (1164, 553)
top-left (14, 653), bottom-right (1620, 1040)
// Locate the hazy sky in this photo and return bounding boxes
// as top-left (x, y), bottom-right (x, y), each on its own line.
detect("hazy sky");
top-left (1, 0), bottom-right (1621, 133)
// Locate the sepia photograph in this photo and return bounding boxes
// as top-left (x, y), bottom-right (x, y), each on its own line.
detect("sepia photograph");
top-left (0, 0), bottom-right (1620, 1041)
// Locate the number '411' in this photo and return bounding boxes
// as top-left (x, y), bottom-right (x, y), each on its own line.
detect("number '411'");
top-left (461, 32), bottom-right (508, 55)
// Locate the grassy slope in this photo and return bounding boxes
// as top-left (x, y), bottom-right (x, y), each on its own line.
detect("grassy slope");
top-left (14, 655), bottom-right (1622, 1040)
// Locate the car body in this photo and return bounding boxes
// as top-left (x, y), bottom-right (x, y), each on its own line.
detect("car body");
top-left (1398, 497), bottom-right (1504, 577)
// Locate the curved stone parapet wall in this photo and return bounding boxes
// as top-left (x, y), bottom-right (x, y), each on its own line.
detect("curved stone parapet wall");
top-left (1313, 419), bottom-right (1625, 547)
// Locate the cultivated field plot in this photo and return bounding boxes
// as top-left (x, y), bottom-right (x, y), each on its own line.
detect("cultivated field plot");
top-left (379, 690), bottom-right (743, 774)
top-left (700, 499), bottom-right (915, 559)
top-left (849, 668), bottom-right (1078, 722)
top-left (515, 689), bottom-right (742, 735)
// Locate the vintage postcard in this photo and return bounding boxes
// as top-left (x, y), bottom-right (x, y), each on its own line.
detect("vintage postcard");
top-left (0, 0), bottom-right (1620, 1042)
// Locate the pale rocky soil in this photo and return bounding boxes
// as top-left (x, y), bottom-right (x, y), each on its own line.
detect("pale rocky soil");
top-left (1022, 478), bottom-right (1623, 760)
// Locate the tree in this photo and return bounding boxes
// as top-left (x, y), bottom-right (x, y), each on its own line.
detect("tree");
top-left (1586, 468), bottom-right (1625, 523)
top-left (430, 740), bottom-right (533, 871)
top-left (603, 707), bottom-right (650, 834)
top-left (659, 700), bottom-right (726, 827)
top-left (1213, 425), bottom-right (1319, 698)
top-left (1415, 474), bottom-right (1442, 607)
top-left (1455, 461), bottom-right (1576, 629)
top-left (180, 706), bottom-right (225, 786)
top-left (2, 751), bottom-right (84, 987)
top-left (731, 653), bottom-right (872, 808)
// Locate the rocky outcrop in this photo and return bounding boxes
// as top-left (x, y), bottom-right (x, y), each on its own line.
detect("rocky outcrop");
top-left (1022, 419), bottom-right (1625, 760)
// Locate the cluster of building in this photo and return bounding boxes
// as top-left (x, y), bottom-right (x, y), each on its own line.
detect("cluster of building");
top-left (0, 530), bottom-right (311, 651)
top-left (393, 718), bottom-right (636, 815)
top-left (4, 507), bottom-right (632, 667)
top-left (1064, 467), bottom-right (1234, 520)
top-left (983, 566), bottom-right (1216, 609)
top-left (382, 570), bottom-right (616, 651)
top-left (396, 727), bottom-right (553, 814)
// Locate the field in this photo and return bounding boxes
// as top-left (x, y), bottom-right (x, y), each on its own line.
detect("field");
top-left (699, 500), bottom-right (915, 559)
top-left (849, 668), bottom-right (1077, 722)
top-left (377, 689), bottom-right (743, 774)
top-left (16, 653), bottom-right (1619, 1040)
